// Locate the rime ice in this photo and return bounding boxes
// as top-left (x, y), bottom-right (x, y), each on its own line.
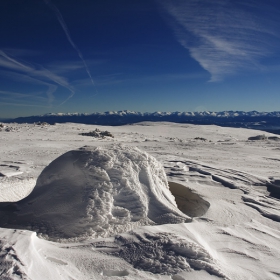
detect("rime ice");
top-left (0, 145), bottom-right (190, 239)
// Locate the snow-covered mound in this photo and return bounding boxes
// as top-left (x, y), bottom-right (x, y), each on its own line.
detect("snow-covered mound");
top-left (0, 145), bottom-right (191, 240)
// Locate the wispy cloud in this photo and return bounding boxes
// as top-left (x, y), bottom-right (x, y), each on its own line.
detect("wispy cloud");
top-left (43, 0), bottom-right (96, 88)
top-left (158, 0), bottom-right (280, 81)
top-left (47, 60), bottom-right (84, 74)
top-left (0, 90), bottom-right (51, 108)
top-left (0, 50), bottom-right (32, 71)
top-left (0, 90), bottom-right (47, 101)
top-left (0, 50), bottom-right (74, 105)
top-left (73, 71), bottom-right (205, 88)
top-left (0, 101), bottom-right (48, 108)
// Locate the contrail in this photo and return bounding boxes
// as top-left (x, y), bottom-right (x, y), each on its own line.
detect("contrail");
top-left (0, 49), bottom-right (75, 105)
top-left (43, 0), bottom-right (95, 87)
top-left (0, 50), bottom-right (32, 71)
top-left (45, 84), bottom-right (57, 105)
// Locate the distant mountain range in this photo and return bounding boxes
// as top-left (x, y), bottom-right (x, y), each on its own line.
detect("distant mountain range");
top-left (5, 110), bottom-right (280, 134)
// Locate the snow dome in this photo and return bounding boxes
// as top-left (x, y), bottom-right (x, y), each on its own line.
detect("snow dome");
top-left (0, 145), bottom-right (191, 240)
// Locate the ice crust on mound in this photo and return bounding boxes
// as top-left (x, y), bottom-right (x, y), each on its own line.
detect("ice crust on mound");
top-left (113, 231), bottom-right (226, 278)
top-left (0, 145), bottom-right (191, 239)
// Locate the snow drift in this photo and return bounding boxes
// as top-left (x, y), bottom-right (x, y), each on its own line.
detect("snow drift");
top-left (168, 182), bottom-right (210, 217)
top-left (0, 145), bottom-right (191, 240)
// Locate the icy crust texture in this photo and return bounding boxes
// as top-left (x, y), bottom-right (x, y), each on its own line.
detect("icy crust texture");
top-left (1, 145), bottom-right (190, 240)
top-left (113, 231), bottom-right (226, 278)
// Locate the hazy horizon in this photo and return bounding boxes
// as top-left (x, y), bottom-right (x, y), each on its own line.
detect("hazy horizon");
top-left (1, 108), bottom-right (280, 120)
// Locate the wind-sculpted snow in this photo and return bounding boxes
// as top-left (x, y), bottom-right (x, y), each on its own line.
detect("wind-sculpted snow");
top-left (168, 182), bottom-right (210, 217)
top-left (0, 161), bottom-right (36, 202)
top-left (0, 234), bottom-right (28, 280)
top-left (0, 145), bottom-right (191, 240)
top-left (242, 195), bottom-right (280, 222)
top-left (111, 231), bottom-right (227, 278)
top-left (166, 159), bottom-right (270, 195)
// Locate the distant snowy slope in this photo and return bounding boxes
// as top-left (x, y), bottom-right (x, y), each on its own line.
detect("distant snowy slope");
top-left (35, 110), bottom-right (280, 118)
top-left (10, 110), bottom-right (280, 133)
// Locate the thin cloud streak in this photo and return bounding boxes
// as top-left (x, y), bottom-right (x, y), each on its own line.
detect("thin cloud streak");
top-left (0, 50), bottom-right (74, 105)
top-left (0, 50), bottom-right (32, 71)
top-left (0, 101), bottom-right (49, 108)
top-left (158, 0), bottom-right (280, 81)
top-left (43, 0), bottom-right (96, 88)
top-left (0, 90), bottom-right (50, 107)
top-left (0, 90), bottom-right (47, 100)
top-left (73, 71), bottom-right (205, 87)
top-left (45, 84), bottom-right (57, 105)
top-left (47, 61), bottom-right (85, 74)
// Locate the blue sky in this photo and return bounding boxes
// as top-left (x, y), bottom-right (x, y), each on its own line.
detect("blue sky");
top-left (1, 0), bottom-right (280, 118)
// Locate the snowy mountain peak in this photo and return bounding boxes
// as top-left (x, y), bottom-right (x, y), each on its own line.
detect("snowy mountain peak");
top-left (39, 110), bottom-right (280, 118)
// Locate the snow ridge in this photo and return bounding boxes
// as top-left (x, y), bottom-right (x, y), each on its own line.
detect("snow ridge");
top-left (41, 110), bottom-right (280, 118)
top-left (11, 110), bottom-right (280, 131)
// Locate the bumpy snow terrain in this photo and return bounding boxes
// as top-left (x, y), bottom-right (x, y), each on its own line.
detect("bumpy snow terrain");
top-left (0, 122), bottom-right (280, 279)
top-left (0, 145), bottom-right (190, 240)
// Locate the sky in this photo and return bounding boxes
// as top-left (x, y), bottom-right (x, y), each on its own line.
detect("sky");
top-left (1, 0), bottom-right (280, 118)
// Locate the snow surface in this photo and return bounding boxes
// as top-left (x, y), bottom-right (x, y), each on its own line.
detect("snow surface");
top-left (0, 145), bottom-right (191, 240)
top-left (0, 122), bottom-right (280, 279)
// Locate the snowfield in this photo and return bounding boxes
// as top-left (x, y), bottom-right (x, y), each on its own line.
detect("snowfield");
top-left (0, 122), bottom-right (280, 279)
